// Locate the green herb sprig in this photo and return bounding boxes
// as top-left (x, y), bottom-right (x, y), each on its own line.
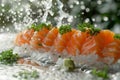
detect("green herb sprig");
top-left (0, 49), bottom-right (19, 65)
top-left (59, 25), bottom-right (72, 35)
top-left (30, 23), bottom-right (51, 31)
top-left (114, 34), bottom-right (120, 40)
top-left (91, 67), bottom-right (109, 79)
top-left (13, 70), bottom-right (39, 80)
top-left (78, 23), bottom-right (101, 36)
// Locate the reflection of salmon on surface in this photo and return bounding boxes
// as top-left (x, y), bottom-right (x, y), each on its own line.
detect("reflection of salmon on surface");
top-left (15, 29), bottom-right (34, 46)
top-left (17, 58), bottom-right (39, 66)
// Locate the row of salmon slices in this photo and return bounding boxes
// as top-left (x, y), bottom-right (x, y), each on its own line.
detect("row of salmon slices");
top-left (15, 23), bottom-right (120, 64)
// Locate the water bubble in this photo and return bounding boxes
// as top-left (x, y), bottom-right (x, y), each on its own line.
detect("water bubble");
top-left (2, 9), bottom-right (5, 12)
top-left (26, 12), bottom-right (30, 15)
top-left (2, 21), bottom-right (5, 23)
top-left (0, 28), bottom-right (4, 32)
top-left (67, 16), bottom-right (73, 23)
top-left (18, 2), bottom-right (21, 5)
top-left (2, 26), bottom-right (5, 29)
top-left (20, 13), bottom-right (23, 16)
top-left (29, 0), bottom-right (34, 2)
top-left (81, 5), bottom-right (85, 10)
top-left (74, 16), bottom-right (77, 18)
top-left (13, 18), bottom-right (17, 22)
top-left (34, 19), bottom-right (38, 23)
top-left (0, 13), bottom-right (3, 16)
top-left (74, 1), bottom-right (79, 5)
top-left (86, 8), bottom-right (90, 12)
top-left (80, 1), bottom-right (84, 5)
top-left (81, 12), bottom-right (84, 15)
top-left (20, 8), bottom-right (23, 12)
top-left (70, 5), bottom-right (73, 8)
top-left (1, 4), bottom-right (5, 7)
top-left (94, 24), bottom-right (97, 27)
top-left (97, 0), bottom-right (102, 5)
top-left (103, 16), bottom-right (108, 21)
top-left (92, 18), bottom-right (95, 22)
top-left (85, 18), bottom-right (90, 23)
top-left (6, 28), bottom-right (10, 31)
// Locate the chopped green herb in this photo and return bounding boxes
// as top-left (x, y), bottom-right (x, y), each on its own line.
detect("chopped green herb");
top-left (78, 23), bottom-right (94, 32)
top-left (0, 49), bottom-right (19, 65)
top-left (89, 27), bottom-right (101, 36)
top-left (91, 67), bottom-right (109, 79)
top-left (114, 34), bottom-right (120, 40)
top-left (63, 58), bottom-right (75, 72)
top-left (13, 70), bottom-right (39, 80)
top-left (59, 25), bottom-right (72, 35)
top-left (78, 23), bottom-right (101, 35)
top-left (29, 23), bottom-right (51, 31)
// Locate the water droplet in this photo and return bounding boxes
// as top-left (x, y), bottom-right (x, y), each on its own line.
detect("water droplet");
top-left (81, 12), bottom-right (84, 15)
top-left (74, 1), bottom-right (79, 5)
top-left (18, 2), bottom-right (21, 5)
top-left (0, 28), bottom-right (4, 32)
top-left (97, 0), bottom-right (102, 5)
top-left (74, 16), bottom-right (77, 18)
top-left (29, 0), bottom-right (34, 2)
top-left (0, 13), bottom-right (3, 16)
top-left (81, 5), bottom-right (85, 10)
top-left (2, 9), bottom-right (5, 12)
top-left (80, 1), bottom-right (84, 5)
top-left (85, 18), bottom-right (90, 23)
top-left (86, 8), bottom-right (90, 12)
top-left (6, 28), bottom-right (10, 31)
top-left (94, 24), bottom-right (97, 27)
top-left (103, 17), bottom-right (108, 21)
top-left (67, 16), bottom-right (73, 23)
top-left (20, 8), bottom-right (23, 12)
top-left (70, 5), bottom-right (73, 8)
top-left (92, 18), bottom-right (95, 22)
top-left (1, 3), bottom-right (5, 7)
top-left (2, 21), bottom-right (5, 23)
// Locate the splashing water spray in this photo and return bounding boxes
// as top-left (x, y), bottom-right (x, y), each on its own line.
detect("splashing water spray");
top-left (0, 0), bottom-right (105, 32)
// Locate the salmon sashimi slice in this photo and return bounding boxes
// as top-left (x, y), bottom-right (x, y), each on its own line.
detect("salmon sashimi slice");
top-left (102, 35), bottom-right (120, 63)
top-left (54, 29), bottom-right (76, 53)
top-left (66, 30), bottom-right (88, 56)
top-left (30, 28), bottom-right (49, 49)
top-left (77, 23), bottom-right (103, 57)
top-left (15, 29), bottom-right (34, 46)
top-left (43, 27), bottom-right (58, 48)
top-left (81, 30), bottom-right (114, 58)
top-left (94, 30), bottom-right (115, 51)
top-left (81, 36), bottom-right (103, 57)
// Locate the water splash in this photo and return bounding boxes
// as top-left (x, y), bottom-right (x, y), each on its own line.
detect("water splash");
top-left (0, 0), bottom-right (108, 32)
top-left (56, 0), bottom-right (73, 27)
top-left (41, 0), bottom-right (53, 23)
